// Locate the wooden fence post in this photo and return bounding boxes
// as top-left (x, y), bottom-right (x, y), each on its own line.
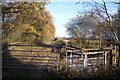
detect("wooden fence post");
top-left (109, 49), bottom-right (113, 66)
top-left (81, 49), bottom-right (84, 59)
top-left (69, 52), bottom-right (73, 68)
top-left (57, 52), bottom-right (59, 70)
top-left (103, 50), bottom-right (107, 67)
top-left (115, 46), bottom-right (117, 64)
top-left (84, 53), bottom-right (87, 68)
top-left (116, 45), bottom-right (120, 67)
top-left (103, 51), bottom-right (105, 65)
top-left (105, 52), bottom-right (107, 67)
top-left (66, 51), bottom-right (67, 63)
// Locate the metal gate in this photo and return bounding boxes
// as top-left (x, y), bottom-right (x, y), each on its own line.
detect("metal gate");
top-left (65, 49), bottom-right (111, 69)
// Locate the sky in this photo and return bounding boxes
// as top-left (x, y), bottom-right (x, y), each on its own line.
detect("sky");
top-left (45, 2), bottom-right (82, 37)
top-left (45, 1), bottom-right (118, 38)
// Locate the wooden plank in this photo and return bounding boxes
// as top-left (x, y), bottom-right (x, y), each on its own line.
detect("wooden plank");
top-left (8, 55), bottom-right (58, 58)
top-left (3, 66), bottom-right (41, 69)
top-left (3, 62), bottom-right (58, 66)
top-left (8, 44), bottom-right (36, 46)
top-left (66, 50), bottom-right (81, 52)
top-left (7, 44), bottom-right (54, 49)
top-left (2, 58), bottom-right (58, 61)
top-left (9, 50), bottom-right (52, 52)
top-left (83, 48), bottom-right (111, 51)
top-left (3, 59), bottom-right (58, 63)
top-left (2, 65), bottom-right (57, 69)
top-left (65, 46), bottom-right (81, 50)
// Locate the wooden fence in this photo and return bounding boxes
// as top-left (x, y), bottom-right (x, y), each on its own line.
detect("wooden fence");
top-left (2, 43), bottom-right (119, 70)
top-left (2, 43), bottom-right (59, 70)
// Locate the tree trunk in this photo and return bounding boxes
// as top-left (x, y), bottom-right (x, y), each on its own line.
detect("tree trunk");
top-left (99, 27), bottom-right (102, 48)
top-left (117, 3), bottom-right (120, 67)
top-left (117, 45), bottom-right (120, 67)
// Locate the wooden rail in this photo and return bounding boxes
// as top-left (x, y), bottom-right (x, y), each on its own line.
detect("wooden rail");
top-left (2, 44), bottom-right (59, 70)
top-left (2, 43), bottom-right (119, 70)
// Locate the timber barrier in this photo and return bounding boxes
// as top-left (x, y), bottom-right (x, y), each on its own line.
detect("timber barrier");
top-left (2, 43), bottom-right (59, 70)
top-left (2, 43), bottom-right (119, 70)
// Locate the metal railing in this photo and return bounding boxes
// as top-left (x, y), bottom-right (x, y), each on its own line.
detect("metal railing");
top-left (65, 49), bottom-right (111, 69)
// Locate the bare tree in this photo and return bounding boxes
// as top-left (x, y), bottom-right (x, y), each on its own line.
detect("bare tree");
top-left (80, 0), bottom-right (120, 66)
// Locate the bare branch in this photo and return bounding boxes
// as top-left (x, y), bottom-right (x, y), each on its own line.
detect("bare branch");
top-left (102, 0), bottom-right (111, 23)
top-left (94, 2), bottom-right (105, 10)
top-left (96, 13), bottom-right (110, 23)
